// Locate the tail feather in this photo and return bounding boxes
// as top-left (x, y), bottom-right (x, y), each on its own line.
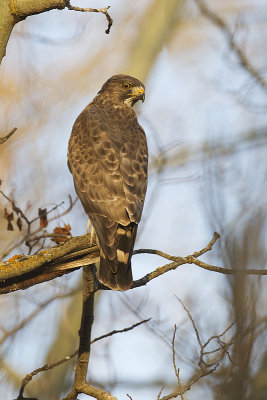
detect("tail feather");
top-left (98, 223), bottom-right (137, 291)
top-left (98, 256), bottom-right (118, 290)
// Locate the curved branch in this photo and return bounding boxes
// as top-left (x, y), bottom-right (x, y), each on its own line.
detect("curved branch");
top-left (65, 1), bottom-right (112, 34)
top-left (0, 0), bottom-right (112, 63)
top-left (17, 317), bottom-right (149, 399)
top-left (132, 232), bottom-right (267, 288)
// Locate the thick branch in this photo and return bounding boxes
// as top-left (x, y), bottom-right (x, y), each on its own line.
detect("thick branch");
top-left (62, 266), bottom-right (118, 400)
top-left (0, 0), bottom-right (66, 63)
top-left (0, 234), bottom-right (99, 294)
top-left (1, 232), bottom-right (266, 295)
top-left (75, 266), bottom-right (95, 385)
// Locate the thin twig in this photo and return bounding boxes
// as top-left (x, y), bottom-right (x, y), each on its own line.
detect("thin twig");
top-left (202, 321), bottom-right (235, 350)
top-left (65, 1), bottom-right (113, 34)
top-left (0, 190), bottom-right (31, 226)
top-left (132, 231), bottom-right (267, 286)
top-left (91, 318), bottom-right (151, 345)
top-left (0, 127), bottom-right (17, 145)
top-left (194, 0), bottom-right (267, 90)
top-left (0, 288), bottom-right (79, 346)
top-left (159, 300), bottom-right (223, 400)
top-left (157, 387), bottom-right (165, 400)
top-left (171, 325), bottom-right (184, 399)
top-left (17, 318), bottom-right (150, 398)
top-left (133, 232), bottom-right (221, 261)
top-left (0, 194), bottom-right (77, 260)
top-left (171, 325), bottom-right (179, 380)
top-left (175, 297), bottom-right (203, 351)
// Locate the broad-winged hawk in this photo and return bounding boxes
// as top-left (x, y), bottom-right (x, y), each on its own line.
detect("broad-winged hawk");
top-left (68, 75), bottom-right (148, 290)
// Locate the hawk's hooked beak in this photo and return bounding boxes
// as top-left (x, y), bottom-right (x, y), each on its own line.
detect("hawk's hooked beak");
top-left (131, 86), bottom-right (145, 103)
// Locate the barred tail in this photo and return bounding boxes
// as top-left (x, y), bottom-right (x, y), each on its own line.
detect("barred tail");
top-left (98, 223), bottom-right (137, 291)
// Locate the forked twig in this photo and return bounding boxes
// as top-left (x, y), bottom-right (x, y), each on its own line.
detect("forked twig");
top-left (17, 318), bottom-right (150, 399)
top-left (65, 1), bottom-right (113, 34)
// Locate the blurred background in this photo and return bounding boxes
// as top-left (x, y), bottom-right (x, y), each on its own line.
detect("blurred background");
top-left (0, 0), bottom-right (267, 399)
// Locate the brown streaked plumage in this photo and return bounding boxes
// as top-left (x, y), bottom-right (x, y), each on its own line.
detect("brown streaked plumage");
top-left (68, 75), bottom-right (148, 290)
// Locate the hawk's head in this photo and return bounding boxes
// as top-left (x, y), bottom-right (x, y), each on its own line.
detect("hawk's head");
top-left (98, 74), bottom-right (145, 107)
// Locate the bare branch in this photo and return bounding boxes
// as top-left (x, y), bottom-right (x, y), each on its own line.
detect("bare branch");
top-left (171, 325), bottom-right (184, 400)
top-left (65, 1), bottom-right (113, 34)
top-left (0, 189), bottom-right (31, 228)
top-left (175, 297), bottom-right (203, 352)
top-left (132, 232), bottom-right (267, 289)
top-left (159, 300), bottom-right (225, 400)
top-left (17, 318), bottom-right (150, 399)
top-left (0, 234), bottom-right (99, 294)
top-left (91, 318), bottom-right (151, 345)
top-left (194, 0), bottom-right (267, 90)
top-left (0, 190), bottom-right (78, 259)
top-left (171, 325), bottom-right (179, 380)
top-left (0, 288), bottom-right (79, 346)
top-left (1, 231), bottom-right (266, 295)
top-left (157, 387), bottom-right (165, 400)
top-left (0, 127), bottom-right (17, 145)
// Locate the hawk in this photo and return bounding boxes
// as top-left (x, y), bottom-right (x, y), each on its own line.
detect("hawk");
top-left (68, 75), bottom-right (148, 290)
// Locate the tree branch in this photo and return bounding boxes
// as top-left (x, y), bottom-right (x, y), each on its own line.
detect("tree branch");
top-left (0, 0), bottom-right (112, 63)
top-left (0, 191), bottom-right (78, 259)
top-left (0, 234), bottom-right (99, 294)
top-left (1, 232), bottom-right (266, 295)
top-left (17, 318), bottom-right (149, 399)
top-left (132, 232), bottom-right (267, 289)
top-left (0, 288), bottom-right (80, 346)
top-left (65, 1), bottom-right (113, 34)
top-left (158, 298), bottom-right (233, 400)
top-left (61, 266), bottom-right (118, 400)
top-left (0, 0), bottom-right (66, 63)
top-left (194, 0), bottom-right (267, 90)
top-left (171, 325), bottom-right (184, 400)
top-left (61, 265), bottom-right (96, 399)
top-left (0, 127), bottom-right (17, 145)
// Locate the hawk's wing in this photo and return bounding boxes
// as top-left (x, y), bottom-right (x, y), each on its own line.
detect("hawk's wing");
top-left (68, 102), bottom-right (148, 289)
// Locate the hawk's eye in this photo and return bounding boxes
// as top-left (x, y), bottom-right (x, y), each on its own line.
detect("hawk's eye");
top-left (122, 82), bottom-right (131, 89)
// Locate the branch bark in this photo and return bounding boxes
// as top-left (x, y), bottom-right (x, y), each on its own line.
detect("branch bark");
top-left (17, 319), bottom-right (149, 399)
top-left (0, 0), bottom-right (65, 63)
top-left (62, 265), bottom-right (118, 400)
top-left (0, 0), bottom-right (112, 64)
top-left (1, 232), bottom-right (267, 295)
top-left (0, 234), bottom-right (99, 294)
